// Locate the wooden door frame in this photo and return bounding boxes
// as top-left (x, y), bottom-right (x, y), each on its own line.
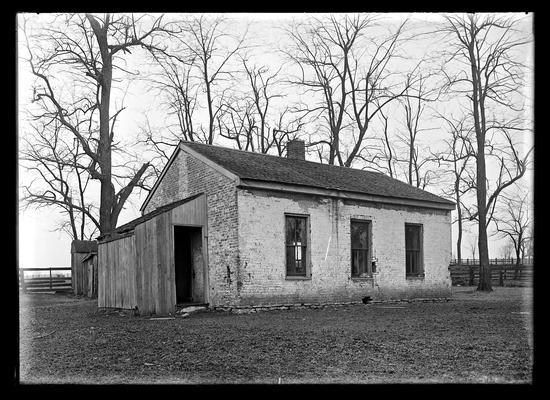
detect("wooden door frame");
top-left (172, 224), bottom-right (209, 305)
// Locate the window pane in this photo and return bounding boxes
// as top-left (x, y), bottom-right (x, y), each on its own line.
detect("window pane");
top-left (351, 221), bottom-right (369, 249)
top-left (405, 225), bottom-right (420, 250)
top-left (286, 245), bottom-right (296, 274)
top-left (406, 250), bottom-right (413, 273)
top-left (295, 245), bottom-right (302, 261)
top-left (295, 217), bottom-right (306, 243)
top-left (406, 250), bottom-right (420, 274)
top-left (359, 227), bottom-right (368, 248)
top-left (286, 217), bottom-right (296, 244)
top-left (352, 249), bottom-right (369, 276)
top-left (351, 223), bottom-right (360, 248)
top-left (352, 250), bottom-right (359, 276)
top-left (358, 250), bottom-right (366, 275)
top-left (296, 249), bottom-right (306, 274)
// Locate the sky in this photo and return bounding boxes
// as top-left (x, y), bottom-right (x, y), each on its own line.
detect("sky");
top-left (17, 12), bottom-right (534, 269)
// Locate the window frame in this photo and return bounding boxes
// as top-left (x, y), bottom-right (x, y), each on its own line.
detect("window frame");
top-left (405, 223), bottom-right (424, 278)
top-left (350, 219), bottom-right (374, 278)
top-left (284, 213), bottom-right (311, 280)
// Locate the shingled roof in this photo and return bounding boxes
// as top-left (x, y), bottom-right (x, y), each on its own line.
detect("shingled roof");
top-left (71, 240), bottom-right (98, 254)
top-left (181, 141), bottom-right (455, 207)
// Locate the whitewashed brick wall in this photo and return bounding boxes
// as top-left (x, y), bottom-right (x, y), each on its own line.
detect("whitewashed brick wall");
top-left (236, 189), bottom-right (452, 305)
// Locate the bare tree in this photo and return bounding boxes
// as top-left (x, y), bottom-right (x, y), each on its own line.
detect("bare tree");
top-left (169, 15), bottom-right (248, 144)
top-left (217, 58), bottom-right (306, 156)
top-left (469, 235), bottom-right (478, 260)
top-left (355, 110), bottom-right (399, 178)
top-left (241, 59), bottom-right (281, 153)
top-left (148, 50), bottom-right (200, 143)
top-left (432, 113), bottom-right (476, 266)
top-left (284, 14), bottom-right (431, 168)
top-left (493, 191), bottom-right (532, 270)
top-left (217, 95), bottom-right (258, 151)
top-left (524, 225), bottom-right (534, 259)
top-left (139, 15), bottom-right (248, 169)
top-left (377, 110), bottom-right (397, 178)
top-left (500, 242), bottom-right (514, 260)
top-left (21, 13), bottom-right (172, 234)
top-left (19, 122), bottom-right (100, 240)
top-left (284, 15), bottom-right (363, 165)
top-left (439, 13), bottom-right (533, 291)
top-left (396, 75), bottom-right (440, 189)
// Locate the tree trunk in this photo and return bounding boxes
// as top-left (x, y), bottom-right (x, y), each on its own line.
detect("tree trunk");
top-left (514, 247), bottom-right (521, 280)
top-left (408, 144), bottom-right (414, 186)
top-left (89, 14), bottom-right (116, 235)
top-left (99, 65), bottom-right (115, 234)
top-left (456, 209), bottom-right (462, 266)
top-left (466, 24), bottom-right (492, 292)
top-left (475, 123), bottom-right (491, 291)
top-left (454, 168), bottom-right (463, 267)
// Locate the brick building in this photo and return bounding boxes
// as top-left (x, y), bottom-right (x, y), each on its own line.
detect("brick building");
top-left (97, 140), bottom-right (455, 315)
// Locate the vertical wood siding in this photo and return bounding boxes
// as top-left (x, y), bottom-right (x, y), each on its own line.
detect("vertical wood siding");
top-left (86, 257), bottom-right (98, 298)
top-left (98, 194), bottom-right (207, 315)
top-left (71, 253), bottom-right (90, 295)
top-left (97, 236), bottom-right (137, 309)
top-left (98, 245), bottom-right (105, 307)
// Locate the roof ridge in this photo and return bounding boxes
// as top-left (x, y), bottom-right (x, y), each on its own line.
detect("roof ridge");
top-left (181, 140), bottom-right (386, 175)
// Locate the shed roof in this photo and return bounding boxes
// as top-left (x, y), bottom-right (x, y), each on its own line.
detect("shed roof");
top-left (181, 141), bottom-right (455, 207)
top-left (71, 240), bottom-right (98, 254)
top-left (97, 193), bottom-right (203, 242)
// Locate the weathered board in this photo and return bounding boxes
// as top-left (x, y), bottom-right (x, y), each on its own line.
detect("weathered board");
top-left (71, 252), bottom-right (94, 296)
top-left (98, 244), bottom-right (105, 307)
top-left (85, 256), bottom-right (98, 298)
top-left (97, 236), bottom-right (137, 309)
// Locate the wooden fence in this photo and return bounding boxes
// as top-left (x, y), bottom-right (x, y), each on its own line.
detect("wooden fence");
top-left (448, 260), bottom-right (533, 287)
top-left (19, 267), bottom-right (72, 293)
top-left (450, 257), bottom-right (533, 266)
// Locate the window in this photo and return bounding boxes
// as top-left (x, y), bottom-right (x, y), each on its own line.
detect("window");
top-left (351, 220), bottom-right (374, 277)
top-left (285, 215), bottom-right (308, 277)
top-left (405, 224), bottom-right (423, 277)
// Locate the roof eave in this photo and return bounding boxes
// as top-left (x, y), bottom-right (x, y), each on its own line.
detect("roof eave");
top-left (238, 179), bottom-right (456, 211)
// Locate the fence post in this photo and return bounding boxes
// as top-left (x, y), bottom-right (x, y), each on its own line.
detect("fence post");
top-left (499, 269), bottom-right (504, 286)
top-left (469, 265), bottom-right (474, 286)
top-left (49, 268), bottom-right (52, 290)
top-left (20, 269), bottom-right (26, 293)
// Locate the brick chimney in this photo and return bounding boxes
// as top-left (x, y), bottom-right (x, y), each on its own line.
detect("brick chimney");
top-left (286, 139), bottom-right (305, 160)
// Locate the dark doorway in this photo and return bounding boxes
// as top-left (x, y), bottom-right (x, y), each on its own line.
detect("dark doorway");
top-left (174, 226), bottom-right (202, 304)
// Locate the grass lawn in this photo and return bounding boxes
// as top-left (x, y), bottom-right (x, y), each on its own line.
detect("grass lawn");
top-left (18, 286), bottom-right (533, 384)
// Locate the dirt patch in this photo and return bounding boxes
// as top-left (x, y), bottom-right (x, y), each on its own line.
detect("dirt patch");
top-left (18, 287), bottom-right (533, 384)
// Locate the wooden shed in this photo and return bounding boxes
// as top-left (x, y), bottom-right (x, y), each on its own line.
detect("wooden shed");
top-left (81, 252), bottom-right (98, 298)
top-left (96, 193), bottom-right (208, 315)
top-left (70, 240), bottom-right (98, 296)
